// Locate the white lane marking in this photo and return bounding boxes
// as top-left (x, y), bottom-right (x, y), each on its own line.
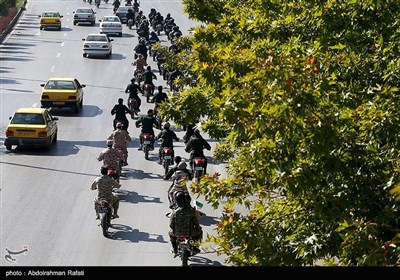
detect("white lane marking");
top-left (56, 52), bottom-right (61, 58)
top-left (61, 42), bottom-right (64, 47)
top-left (50, 66), bottom-right (55, 73)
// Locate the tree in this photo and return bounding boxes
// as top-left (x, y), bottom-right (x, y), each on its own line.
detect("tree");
top-left (0, 0), bottom-right (16, 17)
top-left (158, 0), bottom-right (400, 265)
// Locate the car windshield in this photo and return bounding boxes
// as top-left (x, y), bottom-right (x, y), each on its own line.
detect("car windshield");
top-left (43, 12), bottom-right (59, 17)
top-left (87, 35), bottom-right (107, 42)
top-left (77, 9), bottom-right (93, 13)
top-left (45, 80), bottom-right (76, 90)
top-left (104, 17), bottom-right (120, 22)
top-left (11, 113), bottom-right (45, 125)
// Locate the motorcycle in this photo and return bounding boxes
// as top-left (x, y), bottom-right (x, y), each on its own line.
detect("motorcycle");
top-left (127, 18), bottom-right (134, 29)
top-left (161, 147), bottom-right (174, 175)
top-left (113, 118), bottom-right (129, 131)
top-left (142, 133), bottom-right (153, 160)
top-left (114, 147), bottom-right (127, 175)
top-left (155, 23), bottom-right (163, 36)
top-left (143, 83), bottom-right (153, 102)
top-left (176, 236), bottom-right (197, 266)
top-left (128, 97), bottom-right (139, 118)
top-left (97, 198), bottom-right (113, 237)
top-left (192, 157), bottom-right (206, 182)
top-left (134, 68), bottom-right (144, 84)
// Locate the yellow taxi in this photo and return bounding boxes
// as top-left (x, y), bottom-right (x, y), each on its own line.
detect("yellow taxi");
top-left (40, 77), bottom-right (86, 113)
top-left (4, 108), bottom-right (59, 151)
top-left (38, 11), bottom-right (63, 30)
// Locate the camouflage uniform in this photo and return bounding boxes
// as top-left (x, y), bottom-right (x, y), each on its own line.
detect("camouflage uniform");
top-left (169, 205), bottom-right (203, 252)
top-left (90, 175), bottom-right (120, 216)
top-left (108, 128), bottom-right (131, 151)
top-left (97, 147), bottom-right (124, 171)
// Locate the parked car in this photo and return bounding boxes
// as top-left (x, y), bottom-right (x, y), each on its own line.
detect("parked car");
top-left (40, 77), bottom-right (85, 113)
top-left (82, 34), bottom-right (113, 58)
top-left (38, 11), bottom-right (63, 30)
top-left (73, 7), bottom-right (96, 26)
top-left (99, 15), bottom-right (122, 37)
top-left (4, 108), bottom-right (58, 151)
top-left (115, 6), bottom-right (132, 23)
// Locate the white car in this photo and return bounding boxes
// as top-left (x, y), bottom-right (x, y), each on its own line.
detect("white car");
top-left (73, 7), bottom-right (96, 26)
top-left (99, 16), bottom-right (122, 37)
top-left (82, 34), bottom-right (113, 58)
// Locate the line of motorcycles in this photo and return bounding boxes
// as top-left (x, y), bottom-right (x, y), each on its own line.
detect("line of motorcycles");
top-left (89, 3), bottom-right (205, 266)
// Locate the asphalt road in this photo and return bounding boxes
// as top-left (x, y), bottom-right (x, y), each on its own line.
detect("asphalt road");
top-left (0, 0), bottom-right (228, 267)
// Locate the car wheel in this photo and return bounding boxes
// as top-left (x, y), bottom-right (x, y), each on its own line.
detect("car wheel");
top-left (58, 26), bottom-right (61, 31)
top-left (52, 131), bottom-right (58, 143)
top-left (74, 105), bottom-right (80, 113)
top-left (43, 140), bottom-right (52, 151)
top-left (73, 21), bottom-right (76, 25)
top-left (79, 98), bottom-right (83, 108)
top-left (119, 33), bottom-right (122, 37)
top-left (5, 145), bottom-right (12, 151)
top-left (83, 53), bottom-right (87, 58)
top-left (40, 26), bottom-right (43, 30)
top-left (91, 21), bottom-right (95, 26)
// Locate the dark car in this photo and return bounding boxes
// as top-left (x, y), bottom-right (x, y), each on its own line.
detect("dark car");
top-left (115, 6), bottom-right (132, 23)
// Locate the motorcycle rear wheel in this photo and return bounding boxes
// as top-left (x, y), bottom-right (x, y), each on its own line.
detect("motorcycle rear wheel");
top-left (181, 249), bottom-right (189, 266)
top-left (101, 213), bottom-right (109, 237)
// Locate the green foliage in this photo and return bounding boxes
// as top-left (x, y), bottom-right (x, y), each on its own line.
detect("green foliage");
top-left (161, 0), bottom-right (400, 265)
top-left (0, 0), bottom-right (24, 17)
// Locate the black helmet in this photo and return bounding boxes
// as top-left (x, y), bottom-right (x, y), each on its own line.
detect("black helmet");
top-left (118, 98), bottom-right (123, 104)
top-left (194, 128), bottom-right (200, 137)
top-left (146, 66), bottom-right (151, 71)
top-left (158, 85), bottom-right (163, 91)
top-left (130, 78), bottom-right (136, 83)
top-left (163, 122), bottom-right (170, 129)
top-left (147, 109), bottom-right (154, 116)
top-left (101, 165), bottom-right (109, 175)
top-left (175, 191), bottom-right (186, 208)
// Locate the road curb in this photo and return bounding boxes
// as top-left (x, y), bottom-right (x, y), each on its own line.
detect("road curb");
top-left (0, 0), bottom-right (28, 44)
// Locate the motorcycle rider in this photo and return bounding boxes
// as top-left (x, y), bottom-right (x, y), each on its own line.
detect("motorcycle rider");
top-left (183, 123), bottom-right (196, 144)
top-left (90, 165), bottom-right (121, 220)
top-left (126, 8), bottom-right (135, 27)
top-left (111, 98), bottom-right (132, 130)
top-left (132, 0), bottom-right (139, 12)
top-left (134, 39), bottom-right (148, 61)
top-left (132, 53), bottom-right (147, 79)
top-left (168, 67), bottom-right (182, 91)
top-left (135, 109), bottom-right (159, 151)
top-left (125, 78), bottom-right (142, 113)
top-left (112, 0), bottom-right (121, 13)
top-left (153, 85), bottom-right (168, 110)
top-left (107, 122), bottom-right (132, 165)
top-left (167, 161), bottom-right (192, 209)
top-left (164, 156), bottom-right (190, 180)
top-left (170, 26), bottom-right (182, 42)
top-left (142, 66), bottom-right (157, 95)
top-left (169, 191), bottom-right (203, 257)
top-left (156, 122), bottom-right (179, 164)
top-left (185, 128), bottom-right (211, 174)
top-left (97, 140), bottom-right (124, 174)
